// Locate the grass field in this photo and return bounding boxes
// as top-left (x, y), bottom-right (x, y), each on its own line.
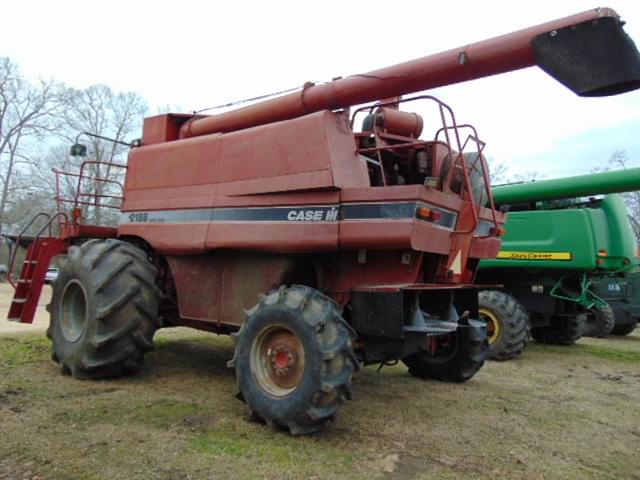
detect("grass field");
top-left (0, 284), bottom-right (639, 479)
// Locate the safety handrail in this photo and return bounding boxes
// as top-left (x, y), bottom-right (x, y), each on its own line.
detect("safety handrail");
top-left (351, 95), bottom-right (498, 234)
top-left (6, 211), bottom-right (68, 288)
top-left (53, 160), bottom-right (127, 216)
top-left (435, 126), bottom-right (499, 234)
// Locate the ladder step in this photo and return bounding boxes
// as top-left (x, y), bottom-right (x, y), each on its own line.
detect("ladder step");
top-left (403, 325), bottom-right (430, 333)
top-left (420, 320), bottom-right (460, 334)
top-left (23, 260), bottom-right (38, 264)
top-left (12, 298), bottom-right (27, 304)
top-left (17, 279), bottom-right (32, 284)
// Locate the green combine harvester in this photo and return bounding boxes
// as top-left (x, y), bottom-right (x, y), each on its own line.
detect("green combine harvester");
top-left (476, 168), bottom-right (640, 360)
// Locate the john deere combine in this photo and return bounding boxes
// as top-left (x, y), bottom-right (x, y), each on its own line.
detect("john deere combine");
top-left (477, 168), bottom-right (640, 360)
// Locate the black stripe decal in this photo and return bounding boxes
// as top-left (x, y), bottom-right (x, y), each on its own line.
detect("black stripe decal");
top-left (341, 202), bottom-right (416, 220)
top-left (120, 202), bottom-right (457, 229)
top-left (215, 205), bottom-right (338, 222)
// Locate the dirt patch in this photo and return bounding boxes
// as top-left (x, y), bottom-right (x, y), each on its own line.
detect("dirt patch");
top-left (0, 386), bottom-right (25, 414)
top-left (181, 413), bottom-right (217, 432)
top-left (0, 289), bottom-right (639, 479)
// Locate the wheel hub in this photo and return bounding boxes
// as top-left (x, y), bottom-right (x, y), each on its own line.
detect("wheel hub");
top-left (250, 326), bottom-right (305, 397)
top-left (479, 308), bottom-right (500, 345)
top-left (59, 280), bottom-right (88, 343)
top-left (270, 345), bottom-right (295, 373)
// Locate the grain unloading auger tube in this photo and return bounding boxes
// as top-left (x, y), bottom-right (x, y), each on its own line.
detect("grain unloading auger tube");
top-left (179, 7), bottom-right (640, 138)
top-left (492, 167), bottom-right (640, 206)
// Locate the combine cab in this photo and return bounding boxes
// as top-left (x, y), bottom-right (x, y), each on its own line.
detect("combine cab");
top-left (7, 8), bottom-right (640, 434)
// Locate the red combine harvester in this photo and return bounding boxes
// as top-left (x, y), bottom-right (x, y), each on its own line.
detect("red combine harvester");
top-left (7, 8), bottom-right (640, 434)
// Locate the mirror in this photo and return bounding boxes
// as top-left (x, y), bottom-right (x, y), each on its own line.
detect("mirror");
top-left (70, 143), bottom-right (87, 157)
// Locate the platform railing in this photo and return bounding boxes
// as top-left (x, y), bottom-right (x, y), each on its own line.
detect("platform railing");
top-left (53, 160), bottom-right (127, 226)
top-left (350, 95), bottom-right (499, 234)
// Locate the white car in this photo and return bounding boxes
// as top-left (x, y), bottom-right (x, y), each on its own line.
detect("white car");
top-left (44, 267), bottom-right (58, 284)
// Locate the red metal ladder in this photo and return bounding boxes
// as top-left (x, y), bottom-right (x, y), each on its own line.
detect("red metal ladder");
top-left (7, 212), bottom-right (68, 324)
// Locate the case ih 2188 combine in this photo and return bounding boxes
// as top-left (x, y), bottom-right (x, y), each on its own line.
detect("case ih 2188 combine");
top-left (7, 9), bottom-right (640, 434)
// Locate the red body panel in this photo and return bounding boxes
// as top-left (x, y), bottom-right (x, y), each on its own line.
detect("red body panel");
top-left (338, 219), bottom-right (454, 253)
top-left (124, 111), bottom-right (368, 210)
top-left (142, 113), bottom-right (195, 145)
top-left (205, 222), bottom-right (338, 252)
top-left (121, 223), bottom-right (208, 254)
top-left (118, 107), bottom-right (505, 328)
top-left (469, 236), bottom-right (502, 260)
top-left (166, 253), bottom-right (305, 326)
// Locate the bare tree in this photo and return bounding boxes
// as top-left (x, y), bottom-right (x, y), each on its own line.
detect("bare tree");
top-left (0, 57), bottom-right (62, 261)
top-left (487, 157), bottom-right (509, 184)
top-left (27, 144), bottom-right (72, 216)
top-left (487, 157), bottom-right (541, 185)
top-left (40, 84), bottom-right (147, 225)
top-left (603, 150), bottom-right (640, 241)
top-left (512, 171), bottom-right (543, 183)
top-left (590, 150), bottom-right (640, 241)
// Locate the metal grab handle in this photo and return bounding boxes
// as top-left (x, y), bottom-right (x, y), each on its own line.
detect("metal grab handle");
top-left (7, 211), bottom-right (68, 289)
top-left (352, 95), bottom-right (499, 235)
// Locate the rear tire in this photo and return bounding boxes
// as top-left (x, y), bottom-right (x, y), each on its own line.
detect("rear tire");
top-left (50, 239), bottom-right (162, 379)
top-left (402, 319), bottom-right (488, 382)
top-left (478, 290), bottom-right (529, 361)
top-left (530, 314), bottom-right (585, 345)
top-left (611, 320), bottom-right (638, 336)
top-left (231, 285), bottom-right (358, 435)
top-left (583, 304), bottom-right (616, 338)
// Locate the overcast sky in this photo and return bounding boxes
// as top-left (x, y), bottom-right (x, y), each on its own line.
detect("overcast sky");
top-left (2, 0), bottom-right (640, 178)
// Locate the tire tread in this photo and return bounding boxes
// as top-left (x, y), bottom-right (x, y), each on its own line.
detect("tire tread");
top-left (233, 285), bottom-right (358, 435)
top-left (51, 239), bottom-right (161, 380)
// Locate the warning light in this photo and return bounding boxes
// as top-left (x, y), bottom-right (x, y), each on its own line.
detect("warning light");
top-left (417, 207), bottom-right (441, 221)
top-left (417, 207), bottom-right (431, 219)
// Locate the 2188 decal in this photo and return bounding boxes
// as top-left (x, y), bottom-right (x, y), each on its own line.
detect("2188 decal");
top-left (128, 212), bottom-right (149, 223)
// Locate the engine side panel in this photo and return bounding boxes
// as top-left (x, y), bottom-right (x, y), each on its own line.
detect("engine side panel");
top-left (166, 252), bottom-right (310, 327)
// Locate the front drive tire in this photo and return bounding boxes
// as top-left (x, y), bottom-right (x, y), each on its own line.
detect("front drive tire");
top-left (231, 285), bottom-right (358, 435)
top-left (50, 239), bottom-right (162, 379)
top-left (478, 290), bottom-right (529, 361)
top-left (402, 319), bottom-right (488, 382)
